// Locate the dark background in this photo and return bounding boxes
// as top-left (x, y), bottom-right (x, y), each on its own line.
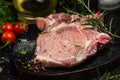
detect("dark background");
top-left (0, 0), bottom-right (120, 80)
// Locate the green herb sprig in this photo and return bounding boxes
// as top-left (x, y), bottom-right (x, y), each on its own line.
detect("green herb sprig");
top-left (20, 51), bottom-right (27, 55)
top-left (0, 67), bottom-right (3, 73)
top-left (19, 39), bottom-right (27, 43)
top-left (65, 0), bottom-right (120, 39)
top-left (0, 0), bottom-right (17, 33)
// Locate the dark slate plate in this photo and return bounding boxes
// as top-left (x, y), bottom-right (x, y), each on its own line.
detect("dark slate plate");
top-left (13, 41), bottom-right (120, 80)
top-left (12, 11), bottom-right (120, 80)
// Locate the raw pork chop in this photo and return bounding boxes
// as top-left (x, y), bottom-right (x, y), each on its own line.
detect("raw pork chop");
top-left (34, 13), bottom-right (111, 68)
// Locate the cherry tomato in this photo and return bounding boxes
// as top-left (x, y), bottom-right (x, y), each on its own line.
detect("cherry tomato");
top-left (14, 22), bottom-right (29, 36)
top-left (2, 22), bottom-right (14, 32)
top-left (1, 31), bottom-right (16, 44)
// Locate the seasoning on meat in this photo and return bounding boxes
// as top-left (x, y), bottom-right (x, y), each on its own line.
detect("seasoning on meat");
top-left (34, 13), bottom-right (111, 68)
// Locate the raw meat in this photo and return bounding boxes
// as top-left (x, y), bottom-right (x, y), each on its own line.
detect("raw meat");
top-left (34, 13), bottom-right (111, 68)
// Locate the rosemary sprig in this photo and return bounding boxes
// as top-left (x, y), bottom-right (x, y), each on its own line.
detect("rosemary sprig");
top-left (65, 0), bottom-right (120, 39)
top-left (75, 45), bottom-right (83, 48)
top-left (77, 0), bottom-right (94, 16)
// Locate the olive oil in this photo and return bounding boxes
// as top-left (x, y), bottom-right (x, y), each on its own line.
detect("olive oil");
top-left (13, 0), bottom-right (57, 23)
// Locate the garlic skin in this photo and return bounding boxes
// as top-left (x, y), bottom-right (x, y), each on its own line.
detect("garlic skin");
top-left (98, 0), bottom-right (120, 10)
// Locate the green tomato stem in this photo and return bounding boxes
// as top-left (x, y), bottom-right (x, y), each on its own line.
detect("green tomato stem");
top-left (0, 41), bottom-right (10, 49)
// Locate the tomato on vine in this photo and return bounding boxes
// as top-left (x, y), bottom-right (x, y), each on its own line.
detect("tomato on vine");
top-left (1, 31), bottom-right (16, 48)
top-left (2, 22), bottom-right (14, 32)
top-left (14, 22), bottom-right (29, 36)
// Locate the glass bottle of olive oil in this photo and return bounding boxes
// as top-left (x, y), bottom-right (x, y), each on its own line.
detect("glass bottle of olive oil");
top-left (12, 0), bottom-right (57, 24)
